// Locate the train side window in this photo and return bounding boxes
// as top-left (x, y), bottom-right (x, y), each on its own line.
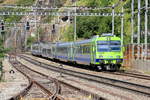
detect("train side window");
top-left (77, 46), bottom-right (81, 54)
top-left (80, 46), bottom-right (83, 54)
top-left (82, 45), bottom-right (90, 54)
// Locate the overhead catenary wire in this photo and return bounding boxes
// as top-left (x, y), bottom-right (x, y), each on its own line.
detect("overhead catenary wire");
top-left (0, 11), bottom-right (124, 16)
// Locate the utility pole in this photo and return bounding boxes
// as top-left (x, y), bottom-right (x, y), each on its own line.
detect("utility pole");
top-left (112, 5), bottom-right (115, 35)
top-left (137, 0), bottom-right (141, 60)
top-left (21, 25), bottom-right (24, 50)
top-left (74, 1), bottom-right (77, 41)
top-left (34, 2), bottom-right (38, 42)
top-left (14, 23), bottom-right (17, 52)
top-left (121, 7), bottom-right (124, 46)
top-left (144, 0), bottom-right (148, 60)
top-left (131, 0), bottom-right (134, 60)
top-left (54, 0), bottom-right (56, 7)
top-left (35, 11), bottom-right (39, 41)
top-left (24, 22), bottom-right (27, 50)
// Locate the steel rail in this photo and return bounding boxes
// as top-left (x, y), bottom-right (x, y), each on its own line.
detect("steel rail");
top-left (20, 55), bottom-right (150, 97)
top-left (8, 61), bottom-right (33, 100)
top-left (8, 56), bottom-right (63, 100)
top-left (112, 71), bottom-right (150, 80)
top-left (9, 55), bottom-right (103, 100)
top-left (17, 55), bottom-right (104, 100)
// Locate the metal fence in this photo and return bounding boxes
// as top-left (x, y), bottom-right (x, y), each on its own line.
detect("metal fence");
top-left (123, 44), bottom-right (150, 72)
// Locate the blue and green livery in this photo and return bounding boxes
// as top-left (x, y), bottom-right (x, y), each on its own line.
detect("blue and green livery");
top-left (32, 34), bottom-right (124, 71)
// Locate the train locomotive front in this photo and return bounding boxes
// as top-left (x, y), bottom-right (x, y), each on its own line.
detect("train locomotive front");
top-left (92, 34), bottom-right (124, 71)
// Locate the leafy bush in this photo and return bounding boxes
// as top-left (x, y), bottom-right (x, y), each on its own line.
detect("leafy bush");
top-left (63, 25), bottom-right (74, 41)
top-left (27, 36), bottom-right (36, 46)
top-left (0, 38), bottom-right (9, 58)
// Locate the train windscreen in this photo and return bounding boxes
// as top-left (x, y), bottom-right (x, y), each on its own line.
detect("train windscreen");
top-left (97, 41), bottom-right (121, 52)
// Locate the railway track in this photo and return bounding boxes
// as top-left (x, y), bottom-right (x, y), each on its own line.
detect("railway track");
top-left (108, 71), bottom-right (150, 81)
top-left (9, 55), bottom-right (62, 100)
top-left (20, 54), bottom-right (150, 97)
top-left (25, 52), bottom-right (150, 81)
top-left (9, 54), bottom-right (103, 100)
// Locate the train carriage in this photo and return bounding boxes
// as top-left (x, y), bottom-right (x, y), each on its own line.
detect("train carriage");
top-left (74, 39), bottom-right (92, 65)
top-left (41, 42), bottom-right (54, 59)
top-left (31, 42), bottom-right (42, 56)
top-left (41, 43), bottom-right (50, 58)
top-left (55, 42), bottom-right (73, 62)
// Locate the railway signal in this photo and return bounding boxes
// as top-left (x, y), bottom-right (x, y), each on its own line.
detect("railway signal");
top-left (1, 22), bottom-right (4, 31)
top-left (26, 21), bottom-right (30, 30)
top-left (61, 16), bottom-right (68, 22)
top-left (70, 17), bottom-right (73, 24)
top-left (52, 24), bottom-right (55, 33)
top-left (1, 21), bottom-right (5, 35)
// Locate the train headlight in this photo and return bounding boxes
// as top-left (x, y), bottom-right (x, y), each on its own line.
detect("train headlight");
top-left (116, 59), bottom-right (122, 63)
top-left (99, 60), bottom-right (104, 63)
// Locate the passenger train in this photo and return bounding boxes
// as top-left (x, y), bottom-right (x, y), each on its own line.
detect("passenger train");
top-left (31, 34), bottom-right (124, 71)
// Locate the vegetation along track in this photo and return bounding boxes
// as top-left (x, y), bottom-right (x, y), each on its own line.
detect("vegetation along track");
top-left (9, 54), bottom-right (103, 100)
top-left (9, 55), bottom-right (63, 100)
top-left (20, 55), bottom-right (150, 97)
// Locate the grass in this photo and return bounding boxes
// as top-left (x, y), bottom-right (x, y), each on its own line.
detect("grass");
top-left (62, 24), bottom-right (74, 42)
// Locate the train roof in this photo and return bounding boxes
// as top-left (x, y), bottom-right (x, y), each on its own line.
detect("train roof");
top-left (57, 42), bottom-right (73, 46)
top-left (32, 41), bottom-right (55, 45)
top-left (57, 38), bottom-right (93, 46)
top-left (75, 39), bottom-right (92, 44)
top-left (101, 33), bottom-right (114, 37)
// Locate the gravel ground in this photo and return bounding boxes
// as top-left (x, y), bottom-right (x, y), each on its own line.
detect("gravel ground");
top-left (24, 83), bottom-right (49, 99)
top-left (17, 57), bottom-right (100, 100)
top-left (17, 56), bottom-right (150, 100)
top-left (0, 58), bottom-right (28, 100)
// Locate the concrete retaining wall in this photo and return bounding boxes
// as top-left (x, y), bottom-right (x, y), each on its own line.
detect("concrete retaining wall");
top-left (132, 60), bottom-right (150, 72)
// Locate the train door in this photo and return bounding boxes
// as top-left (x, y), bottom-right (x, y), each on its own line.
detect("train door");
top-left (91, 42), bottom-right (96, 64)
top-left (72, 43), bottom-right (77, 62)
top-left (68, 44), bottom-right (73, 61)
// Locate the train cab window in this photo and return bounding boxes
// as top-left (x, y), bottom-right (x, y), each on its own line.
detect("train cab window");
top-left (82, 45), bottom-right (90, 54)
top-left (110, 41), bottom-right (121, 45)
top-left (110, 47), bottom-right (121, 51)
top-left (110, 41), bottom-right (121, 52)
top-left (97, 41), bottom-right (109, 45)
top-left (97, 41), bottom-right (121, 52)
top-left (97, 41), bottom-right (121, 45)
